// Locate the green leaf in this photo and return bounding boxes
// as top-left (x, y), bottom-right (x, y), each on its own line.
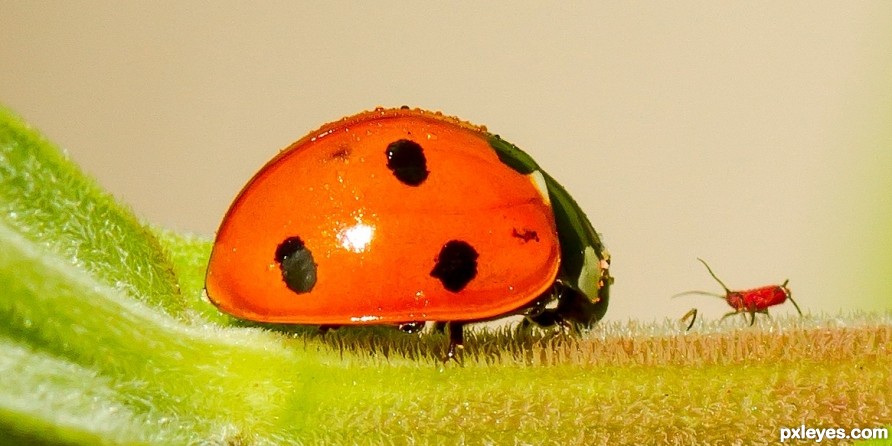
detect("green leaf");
top-left (0, 107), bottom-right (183, 317)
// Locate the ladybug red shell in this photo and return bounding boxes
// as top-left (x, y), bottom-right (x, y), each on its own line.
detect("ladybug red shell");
top-left (206, 107), bottom-right (611, 355)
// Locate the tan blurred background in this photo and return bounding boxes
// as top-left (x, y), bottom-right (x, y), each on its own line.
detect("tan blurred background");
top-left (2, 2), bottom-right (890, 322)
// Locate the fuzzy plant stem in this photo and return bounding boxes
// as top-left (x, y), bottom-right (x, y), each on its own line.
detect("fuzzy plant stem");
top-left (1, 106), bottom-right (890, 445)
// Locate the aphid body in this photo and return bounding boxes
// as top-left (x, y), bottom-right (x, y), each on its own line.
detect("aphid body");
top-left (676, 258), bottom-right (802, 329)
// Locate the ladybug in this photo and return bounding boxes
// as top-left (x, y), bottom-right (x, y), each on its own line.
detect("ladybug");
top-left (205, 107), bottom-right (612, 360)
top-left (675, 258), bottom-right (802, 330)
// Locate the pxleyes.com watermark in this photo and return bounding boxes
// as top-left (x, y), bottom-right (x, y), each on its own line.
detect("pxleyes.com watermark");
top-left (779, 425), bottom-right (888, 443)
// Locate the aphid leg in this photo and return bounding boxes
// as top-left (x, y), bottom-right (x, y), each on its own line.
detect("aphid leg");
top-left (746, 308), bottom-right (770, 326)
top-left (444, 321), bottom-right (465, 365)
top-left (783, 280), bottom-right (804, 317)
top-left (680, 308), bottom-right (698, 331)
top-left (720, 311), bottom-right (740, 322)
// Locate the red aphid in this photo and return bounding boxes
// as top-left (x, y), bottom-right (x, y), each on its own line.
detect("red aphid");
top-left (675, 258), bottom-right (803, 330)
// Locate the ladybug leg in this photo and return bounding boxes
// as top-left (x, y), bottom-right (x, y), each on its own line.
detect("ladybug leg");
top-left (432, 321), bottom-right (448, 334)
top-left (557, 319), bottom-right (576, 337)
top-left (398, 321), bottom-right (425, 334)
top-left (524, 309), bottom-right (580, 340)
top-left (444, 322), bottom-right (465, 365)
top-left (524, 295), bottom-right (549, 318)
top-left (316, 325), bottom-right (342, 346)
top-left (524, 309), bottom-right (563, 329)
top-left (520, 291), bottom-right (559, 328)
top-left (318, 325), bottom-right (340, 338)
top-left (551, 280), bottom-right (601, 331)
top-left (514, 317), bottom-right (537, 340)
top-left (521, 281), bottom-right (600, 336)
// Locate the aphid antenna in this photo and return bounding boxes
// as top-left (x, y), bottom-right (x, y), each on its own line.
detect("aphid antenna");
top-left (696, 257), bottom-right (732, 294)
top-left (671, 290), bottom-right (726, 300)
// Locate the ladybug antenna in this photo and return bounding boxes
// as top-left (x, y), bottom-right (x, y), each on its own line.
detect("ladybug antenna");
top-left (781, 279), bottom-right (803, 317)
top-left (696, 258), bottom-right (732, 294)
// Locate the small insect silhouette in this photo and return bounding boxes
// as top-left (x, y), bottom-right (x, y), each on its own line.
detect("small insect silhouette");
top-left (675, 258), bottom-right (803, 330)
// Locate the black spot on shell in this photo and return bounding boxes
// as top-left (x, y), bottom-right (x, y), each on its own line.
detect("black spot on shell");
top-left (385, 139), bottom-right (429, 186)
top-left (275, 236), bottom-right (317, 294)
top-left (430, 240), bottom-right (479, 292)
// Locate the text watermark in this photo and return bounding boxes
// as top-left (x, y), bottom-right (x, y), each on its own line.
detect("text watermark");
top-left (779, 425), bottom-right (888, 443)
